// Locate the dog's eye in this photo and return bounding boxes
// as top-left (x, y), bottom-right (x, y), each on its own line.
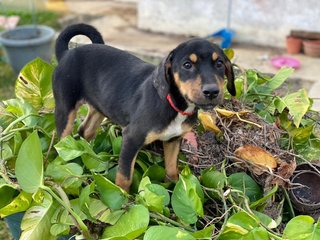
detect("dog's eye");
top-left (216, 60), bottom-right (224, 68)
top-left (183, 61), bottom-right (192, 69)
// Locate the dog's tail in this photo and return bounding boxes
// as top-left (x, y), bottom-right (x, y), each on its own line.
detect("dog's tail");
top-left (55, 23), bottom-right (105, 61)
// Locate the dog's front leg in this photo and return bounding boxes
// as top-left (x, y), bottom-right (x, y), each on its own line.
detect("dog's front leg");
top-left (115, 129), bottom-right (144, 192)
top-left (163, 138), bottom-right (181, 181)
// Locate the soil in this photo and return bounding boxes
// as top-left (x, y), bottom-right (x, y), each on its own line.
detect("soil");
top-left (181, 99), bottom-right (295, 186)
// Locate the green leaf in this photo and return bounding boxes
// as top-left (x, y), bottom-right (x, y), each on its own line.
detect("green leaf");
top-left (89, 198), bottom-right (125, 224)
top-left (138, 177), bottom-right (170, 213)
top-left (283, 215), bottom-right (320, 240)
top-left (143, 226), bottom-right (196, 240)
top-left (295, 138), bottom-right (320, 161)
top-left (15, 131), bottom-right (44, 193)
top-left (50, 223), bottom-right (70, 236)
top-left (112, 136), bottom-right (122, 155)
top-left (250, 185), bottom-right (278, 210)
top-left (0, 191), bottom-right (32, 218)
top-left (143, 165), bottom-right (166, 182)
top-left (102, 204), bottom-right (149, 239)
top-left (253, 211), bottom-right (277, 229)
top-left (201, 167), bottom-right (226, 199)
top-left (46, 162), bottom-right (83, 181)
top-left (3, 99), bottom-right (38, 127)
top-left (219, 211), bottom-right (269, 240)
top-left (274, 96), bottom-right (287, 113)
top-left (257, 67), bottom-right (294, 93)
top-left (283, 89), bottom-right (311, 127)
top-left (79, 182), bottom-right (95, 217)
top-left (224, 48), bottom-right (235, 60)
top-left (54, 136), bottom-right (85, 161)
top-left (191, 225), bottom-right (214, 238)
top-left (15, 58), bottom-right (55, 110)
top-left (171, 168), bottom-right (204, 224)
top-left (289, 125), bottom-right (314, 144)
top-left (20, 192), bottom-right (57, 240)
top-left (228, 172), bottom-right (263, 202)
top-left (94, 174), bottom-right (128, 210)
top-left (0, 183), bottom-right (17, 209)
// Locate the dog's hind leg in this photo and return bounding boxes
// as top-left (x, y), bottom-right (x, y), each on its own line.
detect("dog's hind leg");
top-left (55, 100), bottom-right (82, 138)
top-left (78, 105), bottom-right (105, 141)
top-left (115, 127), bottom-right (145, 192)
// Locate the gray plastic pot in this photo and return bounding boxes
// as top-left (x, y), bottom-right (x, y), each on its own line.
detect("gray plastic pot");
top-left (0, 25), bottom-right (55, 73)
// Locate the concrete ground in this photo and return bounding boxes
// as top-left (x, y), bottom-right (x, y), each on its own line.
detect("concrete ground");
top-left (46, 0), bottom-right (320, 110)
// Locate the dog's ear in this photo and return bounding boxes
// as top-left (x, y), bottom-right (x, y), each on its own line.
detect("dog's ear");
top-left (223, 53), bottom-right (236, 96)
top-left (153, 52), bottom-right (173, 100)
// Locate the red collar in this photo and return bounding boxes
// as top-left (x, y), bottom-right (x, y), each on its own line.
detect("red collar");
top-left (166, 94), bottom-right (195, 116)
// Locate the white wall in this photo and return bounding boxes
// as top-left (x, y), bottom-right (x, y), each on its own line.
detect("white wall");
top-left (138, 0), bottom-right (320, 47)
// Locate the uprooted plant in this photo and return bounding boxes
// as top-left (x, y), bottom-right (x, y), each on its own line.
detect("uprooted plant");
top-left (0, 53), bottom-right (319, 239)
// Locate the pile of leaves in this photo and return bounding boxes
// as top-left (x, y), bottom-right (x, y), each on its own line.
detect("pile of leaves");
top-left (0, 56), bottom-right (319, 240)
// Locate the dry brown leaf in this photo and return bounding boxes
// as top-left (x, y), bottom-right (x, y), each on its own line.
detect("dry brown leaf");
top-left (215, 108), bottom-right (250, 117)
top-left (272, 160), bottom-right (296, 187)
top-left (234, 145), bottom-right (278, 170)
top-left (215, 108), bottom-right (262, 128)
top-left (198, 112), bottom-right (221, 134)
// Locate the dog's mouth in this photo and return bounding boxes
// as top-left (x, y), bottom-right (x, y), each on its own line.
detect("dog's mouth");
top-left (185, 96), bottom-right (218, 111)
top-left (197, 103), bottom-right (216, 110)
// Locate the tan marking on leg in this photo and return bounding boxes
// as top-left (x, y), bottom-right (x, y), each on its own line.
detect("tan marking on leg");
top-left (163, 139), bottom-right (181, 181)
top-left (212, 52), bottom-right (219, 61)
top-left (115, 154), bottom-right (137, 192)
top-left (79, 105), bottom-right (104, 140)
top-left (145, 131), bottom-right (161, 145)
top-left (61, 110), bottom-right (77, 138)
top-left (189, 53), bottom-right (198, 63)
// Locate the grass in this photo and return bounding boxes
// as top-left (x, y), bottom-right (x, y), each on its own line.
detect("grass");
top-left (0, 9), bottom-right (62, 100)
top-left (0, 56), bottom-right (16, 100)
top-left (0, 9), bottom-right (62, 30)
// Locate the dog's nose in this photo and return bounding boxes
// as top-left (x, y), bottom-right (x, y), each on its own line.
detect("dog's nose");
top-left (202, 84), bottom-right (220, 99)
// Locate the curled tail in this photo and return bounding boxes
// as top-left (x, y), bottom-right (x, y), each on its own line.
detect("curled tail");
top-left (55, 23), bottom-right (104, 61)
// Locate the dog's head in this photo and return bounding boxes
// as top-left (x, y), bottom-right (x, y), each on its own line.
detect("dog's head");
top-left (154, 38), bottom-right (235, 110)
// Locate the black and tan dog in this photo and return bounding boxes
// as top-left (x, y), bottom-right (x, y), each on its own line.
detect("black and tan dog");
top-left (53, 23), bottom-right (235, 192)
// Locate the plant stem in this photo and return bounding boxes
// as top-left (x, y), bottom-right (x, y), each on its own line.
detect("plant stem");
top-left (2, 114), bottom-right (39, 135)
top-left (46, 181), bottom-right (80, 230)
top-left (214, 189), bottom-right (229, 239)
top-left (149, 212), bottom-right (194, 232)
top-left (283, 187), bottom-right (295, 218)
top-left (42, 185), bottom-right (93, 240)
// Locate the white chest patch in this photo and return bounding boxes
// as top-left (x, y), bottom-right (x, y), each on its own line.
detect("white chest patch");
top-left (159, 105), bottom-right (195, 141)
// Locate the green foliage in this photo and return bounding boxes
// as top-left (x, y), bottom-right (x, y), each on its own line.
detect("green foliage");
top-left (0, 56), bottom-right (319, 239)
top-left (15, 131), bottom-right (43, 193)
top-left (144, 226), bottom-right (196, 240)
top-left (20, 192), bottom-right (57, 240)
top-left (15, 58), bottom-right (55, 111)
top-left (283, 215), bottom-right (320, 240)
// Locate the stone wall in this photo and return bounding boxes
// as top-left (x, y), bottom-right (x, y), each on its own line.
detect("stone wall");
top-left (138, 0), bottom-right (320, 47)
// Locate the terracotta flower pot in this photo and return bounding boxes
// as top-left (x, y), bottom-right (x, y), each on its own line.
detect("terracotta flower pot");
top-left (303, 40), bottom-right (320, 57)
top-left (286, 36), bottom-right (302, 54)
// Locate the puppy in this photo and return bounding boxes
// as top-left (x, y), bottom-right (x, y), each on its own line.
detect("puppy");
top-left (53, 23), bottom-right (235, 192)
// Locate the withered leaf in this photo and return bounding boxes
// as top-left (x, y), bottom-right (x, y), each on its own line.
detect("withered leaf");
top-left (234, 145), bottom-right (278, 170)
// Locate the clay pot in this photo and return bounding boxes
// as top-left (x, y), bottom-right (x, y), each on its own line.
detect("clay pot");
top-left (303, 40), bottom-right (320, 57)
top-left (286, 36), bottom-right (302, 54)
top-left (289, 170), bottom-right (320, 213)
